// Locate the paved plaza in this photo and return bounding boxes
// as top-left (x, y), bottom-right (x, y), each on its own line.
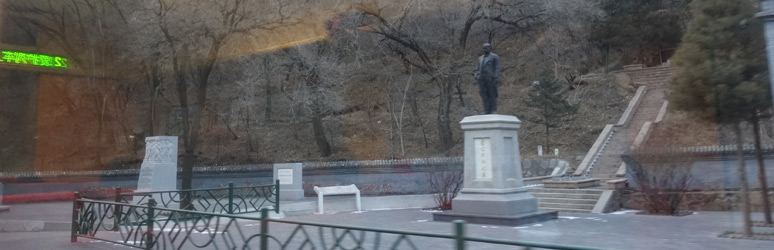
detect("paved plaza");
top-left (1, 201), bottom-right (773, 250)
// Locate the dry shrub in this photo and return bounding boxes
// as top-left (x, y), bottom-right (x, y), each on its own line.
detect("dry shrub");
top-left (623, 141), bottom-right (698, 215)
top-left (427, 169), bottom-right (463, 210)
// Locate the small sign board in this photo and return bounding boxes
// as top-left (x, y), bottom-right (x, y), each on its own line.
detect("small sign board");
top-left (277, 169), bottom-right (293, 185)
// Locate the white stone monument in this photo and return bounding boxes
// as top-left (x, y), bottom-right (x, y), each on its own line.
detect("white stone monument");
top-left (273, 163), bottom-right (304, 200)
top-left (433, 115), bottom-right (556, 225)
top-left (134, 136), bottom-right (178, 205)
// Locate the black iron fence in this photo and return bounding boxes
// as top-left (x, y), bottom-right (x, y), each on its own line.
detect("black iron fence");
top-left (72, 198), bottom-right (608, 250)
top-left (115, 181), bottom-right (279, 214)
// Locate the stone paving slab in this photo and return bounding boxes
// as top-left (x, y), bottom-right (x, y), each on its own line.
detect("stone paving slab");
top-left (0, 201), bottom-right (72, 222)
top-left (270, 209), bottom-right (773, 250)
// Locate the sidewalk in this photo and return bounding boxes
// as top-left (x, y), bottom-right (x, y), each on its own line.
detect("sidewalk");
top-left (1, 208), bottom-right (773, 250)
top-left (1, 198), bottom-right (773, 249)
top-left (0, 201), bottom-right (72, 232)
top-left (0, 194), bottom-right (437, 232)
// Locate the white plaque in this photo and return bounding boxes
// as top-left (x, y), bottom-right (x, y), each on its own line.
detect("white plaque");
top-left (474, 138), bottom-right (493, 180)
top-left (278, 169), bottom-right (293, 184)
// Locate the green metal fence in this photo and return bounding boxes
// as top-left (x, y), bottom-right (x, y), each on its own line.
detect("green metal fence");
top-left (116, 181), bottom-right (279, 214)
top-left (71, 198), bottom-right (608, 250)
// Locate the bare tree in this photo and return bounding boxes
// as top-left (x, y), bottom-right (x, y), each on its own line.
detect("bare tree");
top-left (4, 0), bottom-right (139, 169)
top-left (284, 42), bottom-right (347, 157)
top-left (356, 0), bottom-right (546, 150)
top-left (115, 0), bottom-right (295, 207)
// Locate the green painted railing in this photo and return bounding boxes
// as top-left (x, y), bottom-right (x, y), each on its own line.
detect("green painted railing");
top-left (71, 198), bottom-right (609, 250)
top-left (116, 181), bottom-right (279, 215)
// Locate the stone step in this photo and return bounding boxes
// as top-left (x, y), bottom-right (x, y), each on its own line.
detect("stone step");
top-left (633, 76), bottom-right (675, 80)
top-left (593, 165), bottom-right (622, 172)
top-left (633, 74), bottom-right (674, 77)
top-left (538, 202), bottom-right (595, 210)
top-left (537, 198), bottom-right (598, 205)
top-left (590, 164), bottom-right (619, 171)
top-left (632, 76), bottom-right (674, 80)
top-left (634, 81), bottom-right (671, 85)
top-left (588, 177), bottom-right (617, 182)
top-left (630, 72), bottom-right (676, 77)
top-left (588, 178), bottom-right (619, 183)
top-left (632, 72), bottom-right (675, 76)
top-left (634, 78), bottom-right (672, 82)
top-left (538, 207), bottom-right (593, 213)
top-left (530, 192), bottom-right (602, 200)
top-left (528, 188), bottom-right (604, 195)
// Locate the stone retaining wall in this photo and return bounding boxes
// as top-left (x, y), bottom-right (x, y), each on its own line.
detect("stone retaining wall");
top-left (1, 157), bottom-right (570, 196)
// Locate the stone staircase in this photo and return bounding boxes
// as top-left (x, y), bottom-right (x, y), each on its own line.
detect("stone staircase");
top-left (586, 66), bottom-right (674, 180)
top-left (528, 65), bottom-right (675, 213)
top-left (624, 66), bottom-right (676, 86)
top-left (528, 188), bottom-right (603, 213)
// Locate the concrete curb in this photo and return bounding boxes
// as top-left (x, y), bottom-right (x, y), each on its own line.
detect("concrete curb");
top-left (654, 101), bottom-right (669, 123)
top-left (573, 124), bottom-right (615, 176)
top-left (630, 122), bottom-right (653, 151)
top-left (0, 220), bottom-right (71, 232)
top-left (1, 191), bottom-right (75, 204)
top-left (616, 86), bottom-right (647, 127)
top-left (592, 190), bottom-right (615, 214)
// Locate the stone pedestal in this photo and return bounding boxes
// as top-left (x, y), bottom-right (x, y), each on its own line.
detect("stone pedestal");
top-left (134, 136), bottom-right (178, 206)
top-left (433, 115), bottom-right (556, 226)
top-left (273, 163), bottom-right (304, 200)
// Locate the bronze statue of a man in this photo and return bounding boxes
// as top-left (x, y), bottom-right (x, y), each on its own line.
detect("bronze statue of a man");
top-left (474, 43), bottom-right (500, 114)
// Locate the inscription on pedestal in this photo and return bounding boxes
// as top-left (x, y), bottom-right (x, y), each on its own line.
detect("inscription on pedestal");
top-left (474, 138), bottom-right (493, 180)
top-left (277, 169), bottom-right (293, 184)
top-left (137, 166), bottom-right (154, 190)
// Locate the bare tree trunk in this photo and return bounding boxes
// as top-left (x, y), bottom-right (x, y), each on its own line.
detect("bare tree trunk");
top-left (455, 80), bottom-right (466, 107)
top-left (603, 45), bottom-right (610, 74)
top-left (545, 125), bottom-right (550, 153)
top-left (175, 67), bottom-right (194, 209)
top-left (751, 114), bottom-right (773, 224)
top-left (145, 61), bottom-right (162, 136)
top-left (263, 58), bottom-right (272, 122)
top-left (545, 105), bottom-right (550, 151)
top-left (437, 81), bottom-right (454, 150)
top-left (733, 122), bottom-right (752, 236)
top-left (311, 111), bottom-right (331, 157)
top-left (409, 91), bottom-right (429, 148)
top-left (390, 72), bottom-right (413, 157)
top-left (243, 108), bottom-right (254, 153)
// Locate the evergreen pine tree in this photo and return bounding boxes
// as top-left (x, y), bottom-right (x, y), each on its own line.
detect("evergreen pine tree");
top-left (669, 0), bottom-right (770, 236)
top-left (523, 75), bottom-right (579, 151)
top-left (590, 0), bottom-right (689, 66)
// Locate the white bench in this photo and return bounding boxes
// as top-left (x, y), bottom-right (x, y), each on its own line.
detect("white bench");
top-left (313, 184), bottom-right (361, 214)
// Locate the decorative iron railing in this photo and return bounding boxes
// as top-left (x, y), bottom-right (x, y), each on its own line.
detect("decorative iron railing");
top-left (72, 198), bottom-right (608, 250)
top-left (115, 181), bottom-right (279, 215)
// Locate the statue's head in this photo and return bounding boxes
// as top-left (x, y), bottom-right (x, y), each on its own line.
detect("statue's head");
top-left (482, 43), bottom-right (492, 55)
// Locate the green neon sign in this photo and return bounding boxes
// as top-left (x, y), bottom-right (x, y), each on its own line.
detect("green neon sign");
top-left (0, 50), bottom-right (68, 68)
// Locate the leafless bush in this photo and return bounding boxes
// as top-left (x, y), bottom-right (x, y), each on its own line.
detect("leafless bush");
top-left (623, 150), bottom-right (696, 215)
top-left (427, 169), bottom-right (463, 210)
